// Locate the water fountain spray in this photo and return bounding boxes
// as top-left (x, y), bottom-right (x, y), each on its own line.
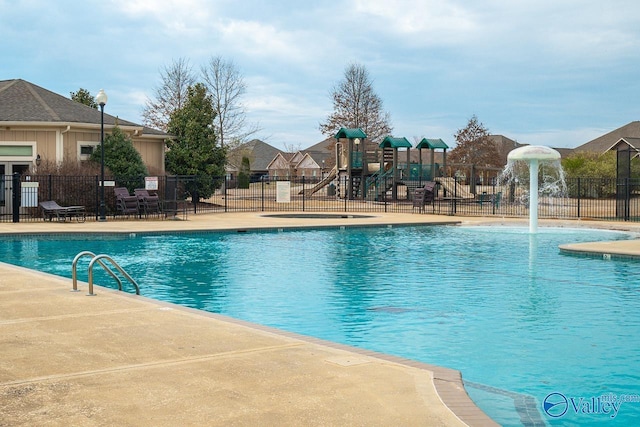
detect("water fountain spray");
top-left (506, 146), bottom-right (562, 233)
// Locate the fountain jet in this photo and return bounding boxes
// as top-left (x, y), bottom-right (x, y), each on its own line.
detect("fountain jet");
top-left (506, 146), bottom-right (561, 233)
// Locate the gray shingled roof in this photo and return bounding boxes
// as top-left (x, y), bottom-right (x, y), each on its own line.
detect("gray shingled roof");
top-left (232, 139), bottom-right (283, 171)
top-left (305, 137), bottom-right (334, 153)
top-left (0, 79), bottom-right (166, 136)
top-left (575, 121), bottom-right (640, 153)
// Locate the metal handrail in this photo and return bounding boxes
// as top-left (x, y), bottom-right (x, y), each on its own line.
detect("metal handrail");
top-left (72, 251), bottom-right (122, 292)
top-left (87, 254), bottom-right (140, 296)
top-left (72, 251), bottom-right (140, 296)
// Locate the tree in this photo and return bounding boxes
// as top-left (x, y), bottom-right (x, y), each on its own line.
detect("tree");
top-left (90, 126), bottom-right (148, 179)
top-left (166, 83), bottom-right (226, 200)
top-left (283, 142), bottom-right (302, 153)
top-left (237, 156), bottom-right (251, 189)
top-left (319, 62), bottom-right (392, 143)
top-left (142, 57), bottom-right (195, 132)
top-left (562, 151), bottom-right (617, 179)
top-left (201, 56), bottom-right (259, 149)
top-left (449, 115), bottom-right (501, 167)
top-left (70, 88), bottom-right (97, 109)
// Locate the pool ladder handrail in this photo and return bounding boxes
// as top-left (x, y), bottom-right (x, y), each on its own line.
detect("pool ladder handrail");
top-left (72, 251), bottom-right (140, 296)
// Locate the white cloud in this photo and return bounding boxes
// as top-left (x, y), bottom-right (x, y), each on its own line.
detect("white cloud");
top-left (354, 0), bottom-right (478, 37)
top-left (109, 0), bottom-right (215, 33)
top-left (351, 0), bottom-right (479, 44)
top-left (244, 77), bottom-right (327, 121)
top-left (218, 20), bottom-right (302, 59)
top-left (478, 1), bottom-right (640, 63)
top-left (216, 18), bottom-right (345, 72)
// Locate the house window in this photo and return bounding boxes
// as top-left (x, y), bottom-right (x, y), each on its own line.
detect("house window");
top-left (0, 145), bottom-right (33, 156)
top-left (77, 142), bottom-right (98, 161)
top-left (80, 146), bottom-right (94, 156)
top-left (0, 142), bottom-right (36, 162)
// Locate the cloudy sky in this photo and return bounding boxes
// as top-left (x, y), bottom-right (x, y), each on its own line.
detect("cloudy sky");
top-left (2, 0), bottom-right (639, 150)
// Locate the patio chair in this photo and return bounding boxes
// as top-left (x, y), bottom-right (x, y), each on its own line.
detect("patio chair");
top-left (412, 181), bottom-right (436, 213)
top-left (40, 200), bottom-right (86, 222)
top-left (134, 188), bottom-right (161, 216)
top-left (114, 187), bottom-right (139, 217)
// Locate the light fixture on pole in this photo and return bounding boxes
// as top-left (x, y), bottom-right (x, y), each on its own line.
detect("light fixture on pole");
top-left (96, 89), bottom-right (108, 221)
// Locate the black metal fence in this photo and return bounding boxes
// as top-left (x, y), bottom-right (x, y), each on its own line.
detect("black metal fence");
top-left (2, 173), bottom-right (639, 222)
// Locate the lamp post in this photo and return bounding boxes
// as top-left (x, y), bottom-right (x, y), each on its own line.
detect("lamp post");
top-left (96, 89), bottom-right (108, 221)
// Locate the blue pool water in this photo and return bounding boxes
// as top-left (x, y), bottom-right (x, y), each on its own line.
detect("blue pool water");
top-left (1, 225), bottom-right (639, 426)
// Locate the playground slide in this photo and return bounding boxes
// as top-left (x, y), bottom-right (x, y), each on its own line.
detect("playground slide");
top-left (299, 166), bottom-right (337, 196)
top-left (435, 177), bottom-right (475, 199)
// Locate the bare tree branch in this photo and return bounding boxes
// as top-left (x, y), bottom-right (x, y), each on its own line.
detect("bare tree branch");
top-left (142, 57), bottom-right (195, 132)
top-left (319, 63), bottom-right (392, 143)
top-left (201, 56), bottom-right (260, 149)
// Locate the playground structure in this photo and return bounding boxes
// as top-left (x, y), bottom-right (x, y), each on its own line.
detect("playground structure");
top-left (303, 128), bottom-right (449, 201)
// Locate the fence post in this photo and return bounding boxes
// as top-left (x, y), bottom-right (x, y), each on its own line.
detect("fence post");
top-left (626, 177), bottom-right (631, 221)
top-left (95, 175), bottom-right (99, 221)
top-left (224, 176), bottom-right (228, 212)
top-left (344, 176), bottom-right (348, 212)
top-left (12, 173), bottom-right (20, 223)
top-left (577, 178), bottom-right (581, 219)
top-left (302, 176), bottom-right (305, 212)
top-left (48, 174), bottom-right (52, 202)
top-left (492, 181), bottom-right (497, 215)
top-left (470, 164), bottom-right (476, 195)
top-left (452, 175), bottom-right (458, 215)
top-left (261, 177), bottom-right (264, 211)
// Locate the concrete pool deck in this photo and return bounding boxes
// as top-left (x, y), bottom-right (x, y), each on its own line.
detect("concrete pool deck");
top-left (1, 212), bottom-right (639, 426)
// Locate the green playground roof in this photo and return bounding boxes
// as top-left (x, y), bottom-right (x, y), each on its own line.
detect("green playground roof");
top-left (379, 136), bottom-right (412, 149)
top-left (416, 138), bottom-right (448, 150)
top-left (334, 128), bottom-right (367, 139)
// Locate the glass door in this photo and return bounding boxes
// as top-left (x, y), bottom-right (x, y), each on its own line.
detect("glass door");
top-left (0, 163), bottom-right (32, 216)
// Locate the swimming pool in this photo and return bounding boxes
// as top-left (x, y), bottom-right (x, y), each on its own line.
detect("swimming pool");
top-left (1, 225), bottom-right (639, 426)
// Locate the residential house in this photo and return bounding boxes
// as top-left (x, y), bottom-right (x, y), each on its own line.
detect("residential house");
top-left (227, 139), bottom-right (282, 181)
top-left (574, 121), bottom-right (640, 155)
top-left (264, 135), bottom-right (333, 181)
top-left (489, 135), bottom-right (526, 165)
top-left (267, 152), bottom-right (296, 179)
top-left (0, 79), bottom-right (168, 176)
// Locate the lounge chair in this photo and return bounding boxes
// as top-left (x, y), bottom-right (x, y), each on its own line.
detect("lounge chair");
top-left (114, 187), bottom-right (139, 217)
top-left (134, 188), bottom-right (161, 216)
top-left (412, 181), bottom-right (436, 213)
top-left (40, 200), bottom-right (86, 222)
